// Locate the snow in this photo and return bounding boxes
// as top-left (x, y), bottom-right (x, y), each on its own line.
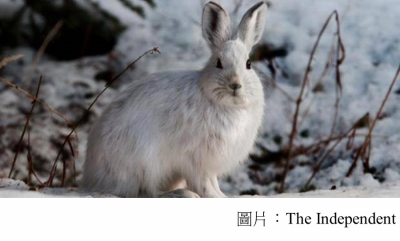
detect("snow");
top-left (1, 0), bottom-right (400, 197)
top-left (0, 179), bottom-right (116, 197)
top-left (273, 181), bottom-right (400, 198)
top-left (1, 178), bottom-right (400, 198)
top-left (0, 0), bottom-right (24, 19)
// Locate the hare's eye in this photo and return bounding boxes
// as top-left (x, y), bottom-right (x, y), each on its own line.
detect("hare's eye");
top-left (246, 59), bottom-right (251, 70)
top-left (216, 58), bottom-right (223, 69)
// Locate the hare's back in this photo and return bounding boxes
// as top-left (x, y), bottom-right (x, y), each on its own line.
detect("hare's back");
top-left (102, 71), bottom-right (204, 136)
top-left (116, 70), bottom-right (202, 107)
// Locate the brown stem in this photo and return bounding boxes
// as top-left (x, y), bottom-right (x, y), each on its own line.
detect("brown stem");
top-left (346, 66), bottom-right (400, 177)
top-left (279, 11), bottom-right (343, 193)
top-left (8, 76), bottom-right (43, 178)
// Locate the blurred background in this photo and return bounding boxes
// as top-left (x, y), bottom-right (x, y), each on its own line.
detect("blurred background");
top-left (1, 0), bottom-right (400, 195)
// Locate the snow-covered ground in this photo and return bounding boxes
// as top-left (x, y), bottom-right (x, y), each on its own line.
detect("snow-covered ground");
top-left (1, 0), bottom-right (400, 197)
top-left (1, 178), bottom-right (400, 198)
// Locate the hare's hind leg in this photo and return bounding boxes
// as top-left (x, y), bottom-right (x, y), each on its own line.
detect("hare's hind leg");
top-left (209, 176), bottom-right (226, 197)
top-left (158, 178), bottom-right (201, 198)
top-left (186, 175), bottom-right (226, 198)
top-left (159, 189), bottom-right (200, 198)
top-left (147, 174), bottom-right (189, 197)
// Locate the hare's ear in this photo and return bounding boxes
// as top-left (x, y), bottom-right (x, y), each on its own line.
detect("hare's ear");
top-left (236, 2), bottom-right (267, 51)
top-left (202, 2), bottom-right (231, 50)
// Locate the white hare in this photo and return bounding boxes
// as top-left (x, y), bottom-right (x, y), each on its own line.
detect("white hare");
top-left (82, 1), bottom-right (267, 197)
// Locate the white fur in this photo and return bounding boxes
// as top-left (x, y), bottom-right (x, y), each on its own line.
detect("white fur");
top-left (82, 1), bottom-right (268, 197)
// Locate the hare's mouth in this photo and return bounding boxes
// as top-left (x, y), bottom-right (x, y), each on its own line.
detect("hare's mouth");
top-left (230, 90), bottom-right (248, 105)
top-left (232, 91), bottom-right (238, 97)
top-left (231, 89), bottom-right (242, 97)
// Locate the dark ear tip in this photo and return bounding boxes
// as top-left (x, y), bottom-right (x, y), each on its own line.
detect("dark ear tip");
top-left (246, 1), bottom-right (267, 16)
top-left (253, 1), bottom-right (267, 10)
top-left (259, 1), bottom-right (267, 7)
top-left (205, 1), bottom-right (225, 11)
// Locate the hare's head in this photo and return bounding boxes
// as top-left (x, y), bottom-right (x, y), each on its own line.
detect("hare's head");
top-left (200, 1), bottom-right (267, 107)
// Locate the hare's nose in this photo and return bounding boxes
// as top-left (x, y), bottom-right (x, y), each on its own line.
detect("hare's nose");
top-left (229, 83), bottom-right (242, 91)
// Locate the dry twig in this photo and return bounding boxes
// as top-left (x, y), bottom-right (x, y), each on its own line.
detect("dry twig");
top-left (302, 118), bottom-right (358, 190)
top-left (24, 21), bottom-right (64, 87)
top-left (8, 76), bottom-right (43, 178)
top-left (279, 11), bottom-right (345, 193)
top-left (0, 54), bottom-right (23, 70)
top-left (346, 66), bottom-right (400, 177)
top-left (0, 77), bottom-right (76, 130)
top-left (27, 119), bottom-right (44, 186)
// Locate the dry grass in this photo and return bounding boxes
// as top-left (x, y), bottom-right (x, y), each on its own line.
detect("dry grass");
top-left (1, 7), bottom-right (398, 194)
top-left (1, 47), bottom-right (159, 188)
top-left (250, 10), bottom-right (398, 194)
